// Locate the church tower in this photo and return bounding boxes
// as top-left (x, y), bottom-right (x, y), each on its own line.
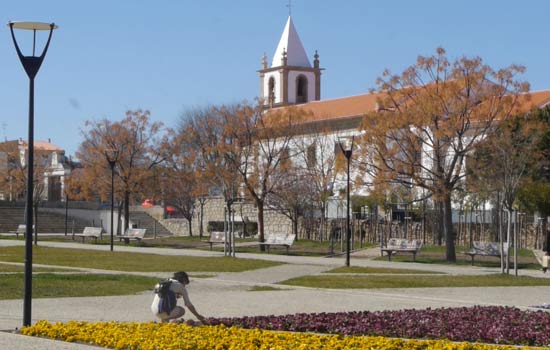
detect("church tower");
top-left (259, 16), bottom-right (322, 108)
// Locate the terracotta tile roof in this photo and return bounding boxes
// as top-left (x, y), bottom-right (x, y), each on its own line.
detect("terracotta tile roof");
top-left (0, 140), bottom-right (19, 152)
top-left (270, 92), bottom-right (382, 123)
top-left (34, 141), bottom-right (62, 151)
top-left (18, 140), bottom-right (63, 151)
top-left (271, 89), bottom-right (550, 124)
top-left (520, 89), bottom-right (550, 109)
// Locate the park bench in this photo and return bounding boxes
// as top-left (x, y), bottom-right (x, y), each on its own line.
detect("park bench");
top-left (464, 241), bottom-right (509, 265)
top-left (381, 238), bottom-right (423, 261)
top-left (205, 231), bottom-right (227, 250)
top-left (259, 233), bottom-right (296, 254)
top-left (10, 224), bottom-right (33, 238)
top-left (119, 228), bottom-right (147, 244)
top-left (74, 226), bottom-right (102, 243)
top-left (532, 249), bottom-right (550, 273)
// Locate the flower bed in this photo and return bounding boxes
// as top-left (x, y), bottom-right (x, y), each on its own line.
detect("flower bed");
top-left (22, 320), bottom-right (541, 350)
top-left (210, 306), bottom-right (550, 347)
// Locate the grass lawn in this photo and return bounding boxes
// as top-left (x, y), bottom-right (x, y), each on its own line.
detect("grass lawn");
top-left (280, 273), bottom-right (550, 289)
top-left (0, 235), bottom-right (19, 240)
top-left (376, 244), bottom-right (540, 269)
top-left (326, 266), bottom-right (442, 274)
top-left (0, 246), bottom-right (283, 272)
top-left (0, 234), bottom-right (215, 249)
top-left (209, 238), bottom-right (370, 257)
top-left (248, 285), bottom-right (288, 292)
top-left (0, 273), bottom-right (157, 300)
top-left (0, 263), bottom-right (73, 273)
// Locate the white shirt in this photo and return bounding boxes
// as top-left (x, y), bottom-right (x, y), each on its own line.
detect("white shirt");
top-left (151, 278), bottom-right (192, 316)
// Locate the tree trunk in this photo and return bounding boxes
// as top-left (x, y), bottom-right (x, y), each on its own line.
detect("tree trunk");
top-left (493, 192), bottom-right (501, 242)
top-left (514, 210), bottom-right (518, 277)
top-left (292, 207), bottom-right (299, 240)
top-left (188, 218), bottom-right (193, 237)
top-left (506, 209), bottom-right (512, 274)
top-left (499, 208), bottom-right (504, 273)
top-left (33, 202), bottom-right (38, 246)
top-left (443, 192), bottom-right (456, 262)
top-left (544, 217), bottom-right (550, 253)
top-left (117, 200), bottom-right (123, 235)
top-left (124, 191), bottom-right (130, 232)
top-left (437, 200), bottom-right (444, 246)
top-left (257, 201), bottom-right (265, 252)
top-left (319, 202), bottom-right (326, 241)
top-left (199, 200), bottom-right (205, 239)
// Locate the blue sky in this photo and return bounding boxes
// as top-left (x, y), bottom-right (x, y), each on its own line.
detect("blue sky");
top-left (1, 1), bottom-right (549, 157)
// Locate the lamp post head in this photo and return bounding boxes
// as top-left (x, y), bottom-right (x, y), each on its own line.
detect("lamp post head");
top-left (104, 148), bottom-right (119, 168)
top-left (8, 21), bottom-right (57, 79)
top-left (8, 21), bottom-right (58, 31)
top-left (338, 135), bottom-right (355, 159)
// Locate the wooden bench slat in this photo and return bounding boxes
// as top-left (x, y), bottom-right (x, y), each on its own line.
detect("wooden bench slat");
top-left (381, 238), bottom-right (423, 261)
top-left (74, 226), bottom-right (102, 243)
top-left (11, 224), bottom-right (33, 238)
top-left (203, 231), bottom-right (228, 250)
top-left (259, 233), bottom-right (295, 254)
top-left (464, 241), bottom-right (509, 265)
top-left (119, 228), bottom-right (147, 244)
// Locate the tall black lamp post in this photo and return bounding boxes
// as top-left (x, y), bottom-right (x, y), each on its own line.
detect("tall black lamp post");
top-left (338, 135), bottom-right (355, 267)
top-left (8, 21), bottom-right (57, 327)
top-left (104, 149), bottom-right (119, 252)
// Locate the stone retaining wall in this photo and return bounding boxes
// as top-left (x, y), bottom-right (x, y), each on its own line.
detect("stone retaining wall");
top-left (163, 196), bottom-right (292, 237)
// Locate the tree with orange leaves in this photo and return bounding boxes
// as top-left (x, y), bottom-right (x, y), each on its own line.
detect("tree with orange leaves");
top-left (360, 48), bottom-right (529, 262)
top-left (77, 109), bottom-right (164, 232)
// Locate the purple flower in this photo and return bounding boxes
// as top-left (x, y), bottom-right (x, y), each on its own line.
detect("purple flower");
top-left (209, 306), bottom-right (550, 346)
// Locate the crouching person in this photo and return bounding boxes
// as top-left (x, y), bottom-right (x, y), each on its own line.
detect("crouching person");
top-left (151, 271), bottom-right (207, 324)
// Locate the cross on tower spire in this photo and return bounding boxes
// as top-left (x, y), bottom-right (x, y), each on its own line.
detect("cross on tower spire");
top-left (287, 0), bottom-right (292, 16)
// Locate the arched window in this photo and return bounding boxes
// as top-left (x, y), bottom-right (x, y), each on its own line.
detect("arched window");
top-left (296, 75), bottom-right (308, 103)
top-left (268, 77), bottom-right (276, 106)
top-left (306, 142), bottom-right (317, 167)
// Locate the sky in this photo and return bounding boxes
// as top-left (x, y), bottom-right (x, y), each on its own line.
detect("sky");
top-left (1, 1), bottom-right (549, 157)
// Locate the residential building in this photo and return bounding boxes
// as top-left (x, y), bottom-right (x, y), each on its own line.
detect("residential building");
top-left (0, 138), bottom-right (74, 202)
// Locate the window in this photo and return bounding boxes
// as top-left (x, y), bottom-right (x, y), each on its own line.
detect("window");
top-left (279, 147), bottom-right (291, 169)
top-left (268, 77), bottom-right (276, 106)
top-left (306, 143), bottom-right (317, 168)
top-left (296, 75), bottom-right (308, 103)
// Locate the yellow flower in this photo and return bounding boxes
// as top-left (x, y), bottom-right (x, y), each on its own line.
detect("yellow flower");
top-left (21, 321), bottom-right (543, 350)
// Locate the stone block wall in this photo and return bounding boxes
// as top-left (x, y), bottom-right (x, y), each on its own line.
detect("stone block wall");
top-left (162, 196), bottom-right (292, 237)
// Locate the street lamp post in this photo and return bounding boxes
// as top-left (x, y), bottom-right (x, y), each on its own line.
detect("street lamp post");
top-left (105, 150), bottom-right (119, 252)
top-left (338, 135), bottom-right (355, 267)
top-left (8, 21), bottom-right (57, 327)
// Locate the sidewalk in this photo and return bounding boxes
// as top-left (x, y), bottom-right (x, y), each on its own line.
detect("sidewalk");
top-left (1, 239), bottom-right (549, 349)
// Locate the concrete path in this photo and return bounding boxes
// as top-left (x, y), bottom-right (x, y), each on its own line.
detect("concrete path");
top-left (1, 239), bottom-right (549, 349)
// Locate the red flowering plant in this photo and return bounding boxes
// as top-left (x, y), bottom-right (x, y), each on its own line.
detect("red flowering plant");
top-left (208, 306), bottom-right (550, 346)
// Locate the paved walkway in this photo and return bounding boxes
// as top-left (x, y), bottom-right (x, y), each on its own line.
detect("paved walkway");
top-left (1, 239), bottom-right (549, 349)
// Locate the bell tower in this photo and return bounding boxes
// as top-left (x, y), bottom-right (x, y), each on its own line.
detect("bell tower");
top-left (259, 16), bottom-right (322, 108)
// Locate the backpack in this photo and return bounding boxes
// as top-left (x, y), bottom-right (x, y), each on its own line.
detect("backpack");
top-left (154, 279), bottom-right (176, 314)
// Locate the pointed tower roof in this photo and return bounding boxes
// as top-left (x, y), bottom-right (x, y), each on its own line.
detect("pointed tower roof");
top-left (271, 16), bottom-right (311, 68)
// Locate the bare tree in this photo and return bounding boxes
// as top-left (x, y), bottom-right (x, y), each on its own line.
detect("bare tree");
top-left (293, 131), bottom-right (340, 240)
top-left (470, 112), bottom-right (541, 272)
top-left (221, 102), bottom-right (304, 248)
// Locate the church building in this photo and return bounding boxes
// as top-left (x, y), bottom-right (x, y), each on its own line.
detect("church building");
top-left (258, 16), bottom-right (322, 108)
top-left (257, 15), bottom-right (550, 219)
